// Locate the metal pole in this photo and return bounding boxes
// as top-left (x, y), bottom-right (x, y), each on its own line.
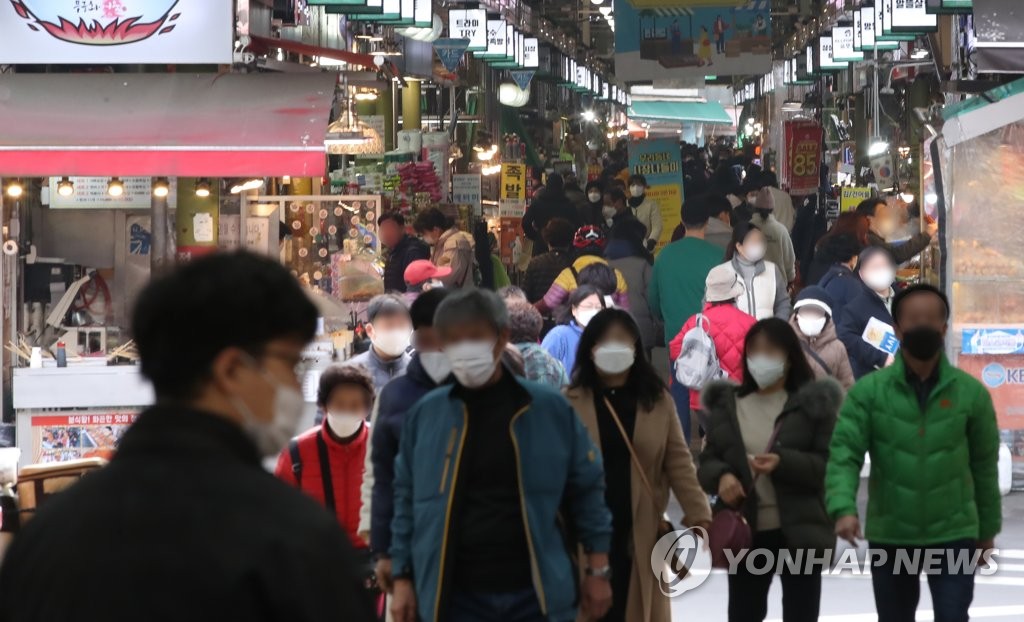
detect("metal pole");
top-left (150, 186), bottom-right (169, 276)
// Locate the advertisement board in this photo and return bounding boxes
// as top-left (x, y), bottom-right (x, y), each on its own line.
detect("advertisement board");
top-left (840, 187), bottom-right (873, 212)
top-left (0, 0), bottom-right (233, 64)
top-left (785, 121), bottom-right (823, 195)
top-left (499, 163), bottom-right (527, 218)
top-left (29, 411), bottom-right (139, 464)
top-left (452, 173), bottom-right (482, 218)
top-left (628, 138), bottom-right (684, 251)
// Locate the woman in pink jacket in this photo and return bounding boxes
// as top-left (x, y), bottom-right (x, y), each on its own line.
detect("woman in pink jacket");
top-left (670, 263), bottom-right (758, 415)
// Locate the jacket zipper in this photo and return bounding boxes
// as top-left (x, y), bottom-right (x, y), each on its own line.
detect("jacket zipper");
top-left (508, 405), bottom-right (548, 615)
top-left (433, 408), bottom-right (469, 622)
top-left (439, 427), bottom-right (458, 494)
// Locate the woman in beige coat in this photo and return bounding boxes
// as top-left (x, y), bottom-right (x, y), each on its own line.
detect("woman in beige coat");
top-left (565, 308), bottom-right (712, 622)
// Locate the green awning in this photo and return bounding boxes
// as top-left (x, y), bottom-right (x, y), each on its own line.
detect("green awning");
top-left (628, 100), bottom-right (733, 125)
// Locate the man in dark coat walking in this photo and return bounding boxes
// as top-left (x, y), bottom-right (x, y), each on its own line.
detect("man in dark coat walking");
top-left (379, 211), bottom-right (430, 292)
top-left (0, 252), bottom-right (376, 622)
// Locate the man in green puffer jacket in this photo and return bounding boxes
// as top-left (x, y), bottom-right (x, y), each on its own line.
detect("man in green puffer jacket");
top-left (826, 284), bottom-right (1001, 622)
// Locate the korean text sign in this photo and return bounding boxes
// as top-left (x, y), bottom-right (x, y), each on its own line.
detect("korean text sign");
top-left (499, 164), bottom-right (526, 218)
top-left (628, 138), bottom-right (684, 251)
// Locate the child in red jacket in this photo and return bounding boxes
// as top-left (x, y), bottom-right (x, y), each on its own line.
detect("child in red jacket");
top-left (275, 363), bottom-right (374, 551)
top-left (671, 264), bottom-right (758, 414)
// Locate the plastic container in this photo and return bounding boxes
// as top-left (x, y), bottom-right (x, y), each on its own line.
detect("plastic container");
top-left (55, 342), bottom-right (67, 368)
top-left (29, 347), bottom-right (42, 369)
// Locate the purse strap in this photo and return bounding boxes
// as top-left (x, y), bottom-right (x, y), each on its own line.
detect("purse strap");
top-left (602, 396), bottom-right (660, 507)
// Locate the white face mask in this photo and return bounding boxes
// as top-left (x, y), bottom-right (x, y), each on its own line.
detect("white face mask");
top-left (593, 342), bottom-right (635, 375)
top-left (797, 315), bottom-right (828, 338)
top-left (445, 340), bottom-right (499, 388)
top-left (575, 308), bottom-right (600, 328)
top-left (371, 328), bottom-right (411, 358)
top-left (327, 411), bottom-right (364, 438)
top-left (630, 185), bottom-right (645, 198)
top-left (588, 191), bottom-right (603, 203)
top-left (419, 351), bottom-right (452, 385)
top-left (747, 355), bottom-right (787, 389)
top-left (863, 268), bottom-right (896, 292)
top-left (742, 243), bottom-right (767, 263)
top-left (602, 205), bottom-right (617, 220)
top-left (231, 363), bottom-right (305, 457)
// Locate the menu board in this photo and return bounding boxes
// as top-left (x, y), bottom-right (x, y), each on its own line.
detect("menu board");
top-left (48, 177), bottom-right (178, 209)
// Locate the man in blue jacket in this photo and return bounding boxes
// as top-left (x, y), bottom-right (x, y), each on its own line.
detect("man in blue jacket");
top-left (389, 289), bottom-right (613, 622)
top-left (364, 288), bottom-right (453, 590)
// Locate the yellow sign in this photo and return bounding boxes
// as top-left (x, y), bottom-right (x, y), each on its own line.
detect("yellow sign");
top-left (840, 187), bottom-right (873, 212)
top-left (499, 163), bottom-right (527, 218)
top-left (649, 185), bottom-right (682, 253)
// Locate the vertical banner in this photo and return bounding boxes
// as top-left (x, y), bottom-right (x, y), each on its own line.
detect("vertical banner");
top-left (628, 138), bottom-right (684, 252)
top-left (452, 173), bottom-right (483, 217)
top-left (785, 121), bottom-right (823, 195)
top-left (499, 163), bottom-right (527, 217)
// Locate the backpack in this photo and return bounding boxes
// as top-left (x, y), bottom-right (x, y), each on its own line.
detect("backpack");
top-left (674, 314), bottom-right (726, 390)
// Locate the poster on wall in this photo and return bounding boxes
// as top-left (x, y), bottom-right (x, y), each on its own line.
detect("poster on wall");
top-left (30, 411), bottom-right (139, 464)
top-left (628, 138), bottom-right (684, 251)
top-left (0, 0), bottom-right (234, 64)
top-left (784, 121), bottom-right (823, 195)
top-left (613, 0), bottom-right (772, 83)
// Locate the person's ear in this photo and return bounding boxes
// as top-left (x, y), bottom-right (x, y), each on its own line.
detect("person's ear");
top-left (365, 323), bottom-right (377, 340)
top-left (209, 347), bottom-right (250, 397)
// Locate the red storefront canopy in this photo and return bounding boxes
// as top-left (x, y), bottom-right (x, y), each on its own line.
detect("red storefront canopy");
top-left (0, 73), bottom-right (337, 177)
top-left (248, 35), bottom-right (378, 69)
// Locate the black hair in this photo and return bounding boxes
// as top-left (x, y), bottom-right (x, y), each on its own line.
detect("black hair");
top-left (377, 211), bottom-right (405, 227)
top-left (892, 283), bottom-right (950, 324)
top-left (410, 288), bottom-right (449, 330)
top-left (724, 221), bottom-right (762, 261)
top-left (628, 174), bottom-right (648, 186)
top-left (317, 363), bottom-right (375, 409)
top-left (542, 218), bottom-right (575, 249)
top-left (560, 283), bottom-right (604, 325)
top-left (761, 172), bottom-right (780, 189)
top-left (738, 318), bottom-right (816, 397)
top-left (682, 195), bottom-right (712, 227)
top-left (577, 263), bottom-right (617, 297)
top-left (585, 180), bottom-right (604, 197)
top-left (132, 251), bottom-right (318, 400)
top-left (855, 197), bottom-right (886, 218)
top-left (605, 187), bottom-right (627, 205)
top-left (507, 300), bottom-right (544, 344)
top-left (607, 218), bottom-right (650, 262)
top-left (570, 308), bottom-right (666, 411)
top-left (817, 233), bottom-right (864, 266)
top-left (412, 208), bottom-right (452, 233)
top-left (366, 293), bottom-right (409, 323)
top-left (705, 194), bottom-right (733, 218)
top-left (546, 172), bottom-right (564, 194)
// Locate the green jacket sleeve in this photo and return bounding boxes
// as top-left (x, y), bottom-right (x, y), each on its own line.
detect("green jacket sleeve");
top-left (825, 384), bottom-right (871, 519)
top-left (969, 386), bottom-right (1002, 540)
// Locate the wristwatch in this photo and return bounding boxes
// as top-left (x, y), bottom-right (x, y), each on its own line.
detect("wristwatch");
top-left (585, 565), bottom-right (613, 580)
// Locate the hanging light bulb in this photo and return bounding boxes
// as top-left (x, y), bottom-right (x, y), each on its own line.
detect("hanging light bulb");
top-left (6, 179), bottom-right (24, 198)
top-left (107, 177), bottom-right (125, 197)
top-left (57, 177), bottom-right (75, 197)
top-left (195, 179), bottom-right (212, 198)
top-left (152, 177), bottom-right (170, 199)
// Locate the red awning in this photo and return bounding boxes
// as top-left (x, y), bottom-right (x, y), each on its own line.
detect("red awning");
top-left (0, 73), bottom-right (338, 177)
top-left (249, 35), bottom-right (378, 69)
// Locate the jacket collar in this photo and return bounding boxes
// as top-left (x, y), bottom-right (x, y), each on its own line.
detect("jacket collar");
top-left (706, 218), bottom-right (732, 236)
top-left (789, 314), bottom-right (839, 348)
top-left (115, 405), bottom-right (263, 466)
top-left (731, 254), bottom-right (766, 277)
top-left (364, 345), bottom-right (408, 371)
top-left (891, 352), bottom-right (957, 396)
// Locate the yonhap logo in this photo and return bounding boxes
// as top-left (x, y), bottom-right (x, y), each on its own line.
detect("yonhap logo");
top-left (650, 527), bottom-right (713, 597)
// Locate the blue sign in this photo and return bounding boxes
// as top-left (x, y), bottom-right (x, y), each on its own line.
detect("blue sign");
top-left (962, 328), bottom-right (1024, 355)
top-left (509, 69), bottom-right (535, 91)
top-left (433, 38), bottom-right (470, 73)
top-left (879, 332), bottom-right (901, 355)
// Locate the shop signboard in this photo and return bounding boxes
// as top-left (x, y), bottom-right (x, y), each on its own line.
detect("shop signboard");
top-left (891, 0), bottom-right (938, 32)
top-left (784, 121), bottom-right (823, 195)
top-left (840, 186), bottom-right (873, 212)
top-left (962, 328), bottom-right (1024, 355)
top-left (523, 38), bottom-right (539, 68)
top-left (452, 173), bottom-right (482, 217)
top-left (613, 0), bottom-right (772, 82)
top-left (832, 26), bottom-right (864, 62)
top-left (0, 0), bottom-right (233, 64)
top-left (28, 410), bottom-right (139, 464)
top-left (499, 163), bottom-right (527, 218)
top-left (628, 138), bottom-right (684, 251)
top-left (959, 355), bottom-right (1024, 432)
top-left (48, 177), bottom-right (178, 209)
top-left (434, 38), bottom-right (470, 73)
top-left (448, 9), bottom-right (487, 51)
top-left (480, 19), bottom-right (507, 59)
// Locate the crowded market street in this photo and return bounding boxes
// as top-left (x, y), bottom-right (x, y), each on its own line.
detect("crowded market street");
top-left (3, 2), bottom-right (1024, 622)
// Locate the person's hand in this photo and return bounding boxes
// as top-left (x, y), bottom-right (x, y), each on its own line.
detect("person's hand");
top-left (390, 578), bottom-right (417, 622)
top-left (926, 220), bottom-right (938, 238)
top-left (718, 472), bottom-right (745, 507)
top-left (580, 576), bottom-right (613, 620)
top-left (835, 515), bottom-right (862, 546)
top-left (749, 453), bottom-right (780, 475)
top-left (977, 538), bottom-right (997, 568)
top-left (884, 355), bottom-right (895, 367)
top-left (375, 557), bottom-right (393, 593)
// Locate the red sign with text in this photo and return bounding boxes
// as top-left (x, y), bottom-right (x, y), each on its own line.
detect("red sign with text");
top-left (785, 121), bottom-right (823, 195)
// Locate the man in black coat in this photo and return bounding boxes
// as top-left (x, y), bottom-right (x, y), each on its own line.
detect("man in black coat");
top-left (379, 211), bottom-right (430, 292)
top-left (0, 252), bottom-right (376, 622)
top-left (522, 173), bottom-right (581, 256)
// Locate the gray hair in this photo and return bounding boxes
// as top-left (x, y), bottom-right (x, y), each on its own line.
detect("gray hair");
top-left (434, 288), bottom-right (509, 336)
top-left (506, 300), bottom-right (543, 344)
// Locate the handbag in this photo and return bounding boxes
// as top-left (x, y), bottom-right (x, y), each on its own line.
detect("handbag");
top-left (707, 415), bottom-right (784, 568)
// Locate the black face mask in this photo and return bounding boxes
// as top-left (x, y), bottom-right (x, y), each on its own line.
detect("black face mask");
top-left (900, 327), bottom-right (945, 360)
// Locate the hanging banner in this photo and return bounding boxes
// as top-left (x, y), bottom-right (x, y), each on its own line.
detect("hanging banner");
top-left (509, 70), bottom-right (535, 91)
top-left (628, 138), bottom-right (684, 252)
top-left (0, 0), bottom-right (233, 64)
top-left (433, 38), bottom-right (470, 73)
top-left (785, 121), bottom-right (823, 195)
top-left (614, 0), bottom-right (772, 83)
top-left (499, 163), bottom-right (527, 218)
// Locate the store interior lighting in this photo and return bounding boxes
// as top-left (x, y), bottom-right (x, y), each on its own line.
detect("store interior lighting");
top-left (354, 91), bottom-right (379, 101)
top-left (868, 139), bottom-right (890, 157)
top-left (107, 177), bottom-right (125, 197)
top-left (900, 192), bottom-right (915, 203)
top-left (475, 144), bottom-right (499, 161)
top-left (581, 110), bottom-right (596, 122)
top-left (57, 177), bottom-right (75, 197)
top-left (599, 6), bottom-right (612, 16)
top-left (194, 179), bottom-right (212, 198)
top-left (230, 178), bottom-right (265, 194)
top-left (152, 177), bottom-right (170, 199)
top-left (6, 179), bottom-right (24, 198)
top-left (911, 48), bottom-right (929, 59)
